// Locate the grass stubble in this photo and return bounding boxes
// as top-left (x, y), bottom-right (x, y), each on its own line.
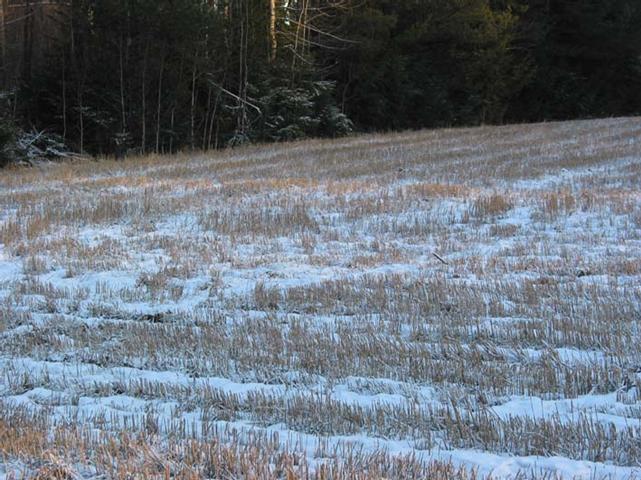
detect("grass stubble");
top-left (0, 117), bottom-right (640, 478)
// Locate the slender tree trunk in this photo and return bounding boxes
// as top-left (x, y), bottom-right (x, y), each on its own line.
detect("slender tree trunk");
top-left (202, 85), bottom-right (212, 150)
top-left (22, 0), bottom-right (34, 86)
top-left (237, 1), bottom-right (244, 134)
top-left (269, 0), bottom-right (277, 62)
top-left (78, 90), bottom-right (84, 153)
top-left (190, 51), bottom-right (198, 150)
top-left (167, 54), bottom-right (184, 153)
top-left (236, 0), bottom-right (249, 138)
top-left (141, 39), bottom-right (150, 153)
top-left (291, 0), bottom-right (306, 85)
top-left (119, 35), bottom-right (127, 134)
top-left (62, 48), bottom-right (67, 140)
top-left (207, 88), bottom-right (222, 150)
top-left (303, 0), bottom-right (310, 58)
top-left (155, 51), bottom-right (165, 154)
top-left (1, 0), bottom-right (7, 88)
top-left (169, 107), bottom-right (175, 153)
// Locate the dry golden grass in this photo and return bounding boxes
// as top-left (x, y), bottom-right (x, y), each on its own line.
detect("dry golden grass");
top-left (1, 117), bottom-right (640, 478)
top-left (0, 404), bottom-right (486, 480)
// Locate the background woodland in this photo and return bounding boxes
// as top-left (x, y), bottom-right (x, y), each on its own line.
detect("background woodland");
top-left (1, 0), bottom-right (641, 160)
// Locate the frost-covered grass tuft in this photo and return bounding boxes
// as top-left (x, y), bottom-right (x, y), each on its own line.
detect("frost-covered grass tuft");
top-left (1, 117), bottom-right (641, 479)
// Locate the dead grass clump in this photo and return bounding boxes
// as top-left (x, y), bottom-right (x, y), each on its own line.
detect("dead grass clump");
top-left (448, 410), bottom-right (641, 466)
top-left (23, 256), bottom-right (50, 275)
top-left (253, 281), bottom-right (282, 311)
top-left (0, 406), bottom-right (51, 459)
top-left (24, 212), bottom-right (54, 242)
top-left (538, 189), bottom-right (576, 221)
top-left (0, 217), bottom-right (21, 247)
top-left (0, 402), bottom-right (487, 480)
top-left (399, 182), bottom-right (469, 200)
top-left (488, 223), bottom-right (519, 237)
top-left (199, 202), bottom-right (319, 238)
top-left (470, 193), bottom-right (513, 219)
top-left (29, 454), bottom-right (78, 480)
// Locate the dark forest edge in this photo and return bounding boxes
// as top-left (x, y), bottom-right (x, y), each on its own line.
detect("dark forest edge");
top-left (1, 0), bottom-right (641, 166)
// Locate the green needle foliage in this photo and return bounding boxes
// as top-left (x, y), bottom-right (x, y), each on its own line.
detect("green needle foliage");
top-left (1, 0), bottom-right (640, 159)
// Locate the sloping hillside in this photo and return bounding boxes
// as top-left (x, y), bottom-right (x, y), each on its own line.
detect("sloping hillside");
top-left (1, 117), bottom-right (640, 479)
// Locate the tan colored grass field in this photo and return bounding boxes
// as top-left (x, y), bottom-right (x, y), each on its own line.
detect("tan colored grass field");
top-left (0, 117), bottom-right (640, 479)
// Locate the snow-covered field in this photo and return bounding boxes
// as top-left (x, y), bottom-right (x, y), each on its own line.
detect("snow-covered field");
top-left (1, 118), bottom-right (640, 479)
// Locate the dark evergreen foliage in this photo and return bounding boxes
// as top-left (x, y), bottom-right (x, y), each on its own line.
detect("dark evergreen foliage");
top-left (1, 0), bottom-right (640, 158)
top-left (0, 94), bottom-right (17, 167)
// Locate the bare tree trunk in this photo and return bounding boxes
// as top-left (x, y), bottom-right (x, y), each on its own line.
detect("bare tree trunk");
top-left (269, 0), bottom-right (277, 62)
top-left (62, 48), bottom-right (67, 140)
top-left (190, 51), bottom-right (198, 150)
top-left (236, 0), bottom-right (249, 138)
top-left (169, 107), bottom-right (175, 153)
top-left (290, 0), bottom-right (307, 85)
top-left (22, 0), bottom-right (34, 86)
top-left (303, 0), bottom-right (310, 58)
top-left (237, 0), bottom-right (244, 133)
top-left (155, 51), bottom-right (165, 154)
top-left (119, 35), bottom-right (127, 134)
top-left (202, 85), bottom-right (212, 150)
top-left (78, 91), bottom-right (84, 153)
top-left (207, 88), bottom-right (222, 150)
top-left (140, 39), bottom-right (150, 154)
top-left (72, 5), bottom-right (87, 154)
top-left (1, 0), bottom-right (7, 88)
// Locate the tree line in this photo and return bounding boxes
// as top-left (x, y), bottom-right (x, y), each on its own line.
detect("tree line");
top-left (2, 0), bottom-right (641, 160)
